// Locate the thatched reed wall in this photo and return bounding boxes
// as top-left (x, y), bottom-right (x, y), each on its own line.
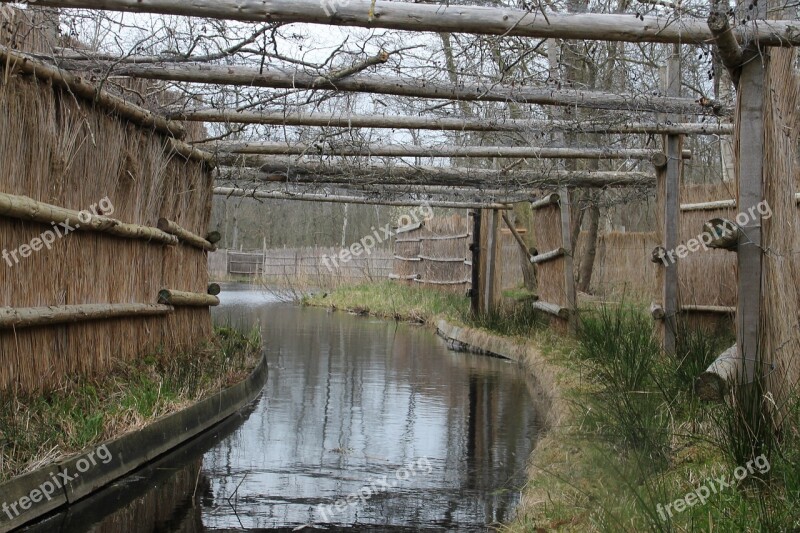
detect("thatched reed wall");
top-left (756, 45), bottom-right (800, 419)
top-left (586, 231), bottom-right (660, 302)
top-left (214, 247), bottom-right (393, 286)
top-left (0, 10), bottom-right (214, 393)
top-left (392, 215), bottom-right (472, 293)
top-left (679, 182), bottom-right (737, 308)
top-left (532, 205), bottom-right (566, 307)
top-left (499, 229), bottom-right (526, 291)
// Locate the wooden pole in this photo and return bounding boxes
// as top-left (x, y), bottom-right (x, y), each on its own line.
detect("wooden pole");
top-left (470, 210), bottom-right (481, 317)
top-left (157, 218), bottom-right (217, 251)
top-left (175, 110), bottom-right (735, 136)
top-left (209, 141), bottom-right (689, 160)
top-left (532, 248), bottom-right (567, 265)
top-left (659, 48), bottom-right (683, 354)
top-left (158, 289), bottom-right (220, 307)
top-left (695, 345), bottom-right (741, 401)
top-left (559, 188), bottom-right (578, 333)
top-left (0, 303), bottom-right (173, 329)
top-left (736, 25), bottom-right (766, 385)
top-left (708, 8), bottom-right (744, 86)
top-left (70, 62), bottom-right (721, 116)
top-left (482, 209), bottom-right (501, 315)
top-left (681, 199), bottom-right (737, 211)
top-left (213, 187), bottom-right (512, 210)
top-left (0, 192), bottom-right (178, 245)
top-left (218, 159), bottom-right (655, 189)
top-left (10, 0), bottom-right (800, 46)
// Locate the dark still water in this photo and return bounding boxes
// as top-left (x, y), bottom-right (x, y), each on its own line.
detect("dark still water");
top-left (27, 286), bottom-right (542, 532)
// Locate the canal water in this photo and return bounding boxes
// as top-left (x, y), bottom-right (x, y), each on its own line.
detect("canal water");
top-left (27, 286), bottom-right (542, 532)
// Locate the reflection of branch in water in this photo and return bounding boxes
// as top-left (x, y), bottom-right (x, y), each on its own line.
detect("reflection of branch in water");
top-left (227, 472), bottom-right (249, 529)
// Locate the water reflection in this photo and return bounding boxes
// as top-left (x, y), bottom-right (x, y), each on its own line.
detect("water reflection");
top-left (25, 286), bottom-right (541, 532)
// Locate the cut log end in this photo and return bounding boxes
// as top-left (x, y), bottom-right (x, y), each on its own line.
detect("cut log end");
top-left (208, 283), bottom-right (222, 296)
top-left (694, 345), bottom-right (740, 402)
top-left (650, 302), bottom-right (665, 320)
top-left (206, 231), bottom-right (222, 244)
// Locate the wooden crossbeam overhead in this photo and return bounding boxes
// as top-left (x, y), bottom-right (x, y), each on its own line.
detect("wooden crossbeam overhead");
top-left (10, 0), bottom-right (800, 46)
top-left (60, 62), bottom-right (723, 115)
top-left (217, 159), bottom-right (654, 189)
top-left (177, 110), bottom-right (734, 136)
top-left (208, 141), bottom-right (691, 161)
top-left (236, 181), bottom-right (541, 202)
top-left (213, 187), bottom-right (512, 209)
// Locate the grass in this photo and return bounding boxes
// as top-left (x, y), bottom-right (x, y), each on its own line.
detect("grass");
top-left (0, 325), bottom-right (261, 483)
top-left (510, 306), bottom-right (800, 533)
top-left (306, 281), bottom-right (800, 532)
top-left (304, 280), bottom-right (470, 324)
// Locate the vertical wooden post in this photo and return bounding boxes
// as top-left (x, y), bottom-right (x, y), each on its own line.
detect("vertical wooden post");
top-left (470, 209), bottom-right (482, 317)
top-left (559, 188), bottom-right (578, 333)
top-left (736, 23), bottom-right (765, 384)
top-left (660, 46), bottom-right (683, 354)
top-left (483, 209), bottom-right (501, 315)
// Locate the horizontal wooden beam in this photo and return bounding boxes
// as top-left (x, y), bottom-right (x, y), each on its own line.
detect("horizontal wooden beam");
top-left (213, 187), bottom-right (513, 209)
top-left (177, 110), bottom-right (735, 135)
top-left (157, 218), bottom-right (217, 251)
top-left (389, 273), bottom-right (421, 281)
top-left (158, 289), bottom-right (220, 307)
top-left (0, 192), bottom-right (178, 245)
top-left (530, 193), bottom-right (561, 210)
top-left (531, 248), bottom-right (566, 264)
top-left (0, 303), bottom-right (173, 329)
top-left (65, 62), bottom-right (723, 116)
top-left (11, 0), bottom-right (800, 47)
top-left (0, 44), bottom-right (186, 139)
top-left (414, 278), bottom-right (471, 286)
top-left (209, 141), bottom-right (685, 160)
top-left (217, 159), bottom-right (655, 189)
top-left (681, 304), bottom-right (736, 314)
top-left (532, 301), bottom-right (570, 319)
top-left (680, 199), bottom-right (736, 211)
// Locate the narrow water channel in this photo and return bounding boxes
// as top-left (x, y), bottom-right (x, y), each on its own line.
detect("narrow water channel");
top-left (27, 286), bottom-right (542, 532)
